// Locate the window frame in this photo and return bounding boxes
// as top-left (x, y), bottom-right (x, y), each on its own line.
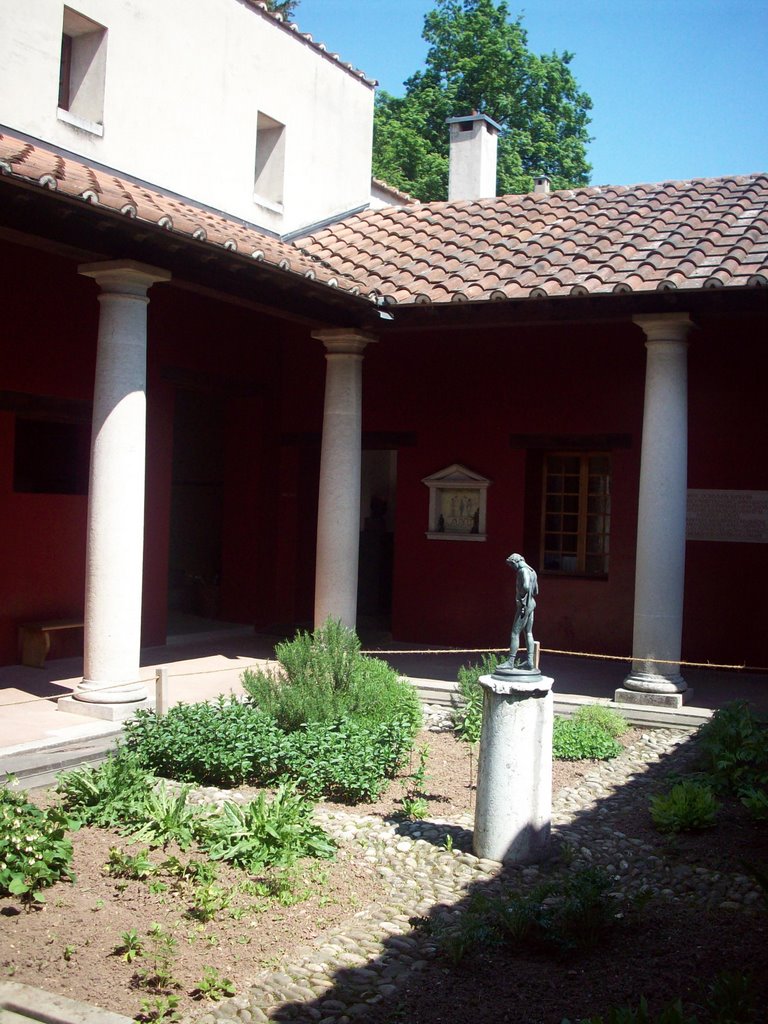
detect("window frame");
top-left (539, 451), bottom-right (611, 578)
top-left (254, 111), bottom-right (286, 210)
top-left (57, 7), bottom-right (108, 136)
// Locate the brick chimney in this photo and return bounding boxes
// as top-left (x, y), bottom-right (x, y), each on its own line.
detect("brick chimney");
top-left (446, 113), bottom-right (501, 201)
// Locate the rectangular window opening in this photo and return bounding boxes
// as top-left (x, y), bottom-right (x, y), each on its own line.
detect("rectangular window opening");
top-left (57, 7), bottom-right (107, 131)
top-left (254, 112), bottom-right (286, 208)
top-left (540, 452), bottom-right (610, 576)
top-left (13, 417), bottom-right (90, 495)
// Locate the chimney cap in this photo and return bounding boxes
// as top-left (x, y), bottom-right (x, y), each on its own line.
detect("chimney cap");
top-left (533, 174), bottom-right (551, 194)
top-left (446, 112), bottom-right (502, 134)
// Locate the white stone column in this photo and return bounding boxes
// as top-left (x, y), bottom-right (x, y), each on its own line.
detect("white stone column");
top-left (616, 314), bottom-right (692, 707)
top-left (75, 260), bottom-right (170, 705)
top-left (312, 329), bottom-right (376, 629)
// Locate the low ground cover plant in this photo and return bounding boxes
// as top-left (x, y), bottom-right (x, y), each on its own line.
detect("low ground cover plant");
top-left (0, 777), bottom-right (78, 903)
top-left (649, 780), bottom-right (720, 833)
top-left (427, 866), bottom-right (632, 965)
top-left (695, 701), bottom-right (768, 808)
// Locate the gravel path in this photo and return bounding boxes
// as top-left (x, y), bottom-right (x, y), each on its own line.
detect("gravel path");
top-left (190, 723), bottom-right (764, 1024)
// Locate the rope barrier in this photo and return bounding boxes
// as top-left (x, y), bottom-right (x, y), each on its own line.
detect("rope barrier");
top-left (1, 645), bottom-right (765, 711)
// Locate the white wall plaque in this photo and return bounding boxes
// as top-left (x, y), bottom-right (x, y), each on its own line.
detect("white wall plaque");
top-left (422, 464), bottom-right (491, 541)
top-left (686, 490), bottom-right (768, 543)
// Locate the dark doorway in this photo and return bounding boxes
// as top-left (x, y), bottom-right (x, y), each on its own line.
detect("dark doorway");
top-left (357, 449), bottom-right (396, 630)
top-left (167, 390), bottom-right (225, 626)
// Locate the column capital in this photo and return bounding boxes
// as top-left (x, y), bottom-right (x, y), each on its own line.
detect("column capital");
top-left (78, 259), bottom-right (171, 296)
top-left (633, 313), bottom-right (693, 344)
top-left (312, 328), bottom-right (377, 356)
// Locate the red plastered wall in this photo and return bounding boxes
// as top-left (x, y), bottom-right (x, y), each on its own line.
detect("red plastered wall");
top-left (0, 244), bottom-right (96, 663)
top-left (362, 321), bottom-right (646, 654)
top-left (683, 316), bottom-right (768, 667)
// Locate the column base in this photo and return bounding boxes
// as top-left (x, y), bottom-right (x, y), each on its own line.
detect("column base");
top-left (614, 687), bottom-right (694, 709)
top-left (59, 693), bottom-right (153, 721)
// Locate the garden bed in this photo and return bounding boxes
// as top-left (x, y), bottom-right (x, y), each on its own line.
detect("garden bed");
top-left (0, 729), bottom-right (597, 1021)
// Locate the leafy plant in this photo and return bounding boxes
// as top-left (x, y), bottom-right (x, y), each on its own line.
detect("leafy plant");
top-left (738, 785), bottom-right (768, 819)
top-left (696, 701), bottom-right (768, 795)
top-left (199, 783), bottom-right (336, 871)
top-left (114, 928), bottom-right (144, 963)
top-left (572, 704), bottom-right (629, 738)
top-left (498, 867), bottom-right (626, 958)
top-left (452, 653), bottom-right (498, 744)
top-left (160, 856), bottom-right (217, 886)
top-left (401, 795), bottom-right (429, 820)
top-left (0, 777), bottom-right (79, 904)
top-left (704, 970), bottom-right (758, 1023)
top-left (187, 881), bottom-right (233, 922)
top-left (135, 923), bottom-right (180, 993)
top-left (399, 744), bottom-right (430, 819)
top-left (193, 966), bottom-right (236, 1001)
top-left (243, 620), bottom-right (422, 735)
top-left (136, 993), bottom-right (180, 1022)
top-left (104, 847), bottom-right (156, 880)
top-left (553, 717), bottom-right (622, 761)
top-left (650, 781), bottom-right (720, 833)
top-left (62, 944), bottom-right (76, 962)
top-left (567, 995), bottom-right (698, 1023)
top-left (128, 782), bottom-right (199, 850)
top-left (56, 750), bottom-right (150, 828)
top-left (123, 624), bottom-right (421, 803)
top-left (431, 867), bottom-right (629, 965)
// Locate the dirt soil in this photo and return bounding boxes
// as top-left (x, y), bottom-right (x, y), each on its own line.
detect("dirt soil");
top-left (1, 729), bottom-right (766, 1023)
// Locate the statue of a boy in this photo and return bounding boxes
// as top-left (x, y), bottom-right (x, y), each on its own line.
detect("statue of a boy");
top-left (500, 552), bottom-right (538, 672)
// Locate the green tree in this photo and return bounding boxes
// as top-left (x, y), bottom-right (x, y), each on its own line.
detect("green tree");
top-left (265, 0), bottom-right (300, 20)
top-left (373, 0), bottom-right (593, 201)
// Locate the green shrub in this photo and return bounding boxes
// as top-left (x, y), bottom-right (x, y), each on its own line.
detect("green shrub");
top-left (572, 704), bottom-right (629, 738)
top-left (649, 781), bottom-right (720, 833)
top-left (123, 698), bottom-right (284, 788)
top-left (553, 717), bottom-right (623, 761)
top-left (696, 701), bottom-right (768, 795)
top-left (121, 667), bottom-right (419, 803)
top-left (279, 716), bottom-right (417, 802)
top-left (243, 620), bottom-right (421, 736)
top-left (0, 778), bottom-right (79, 903)
top-left (452, 653), bottom-right (499, 744)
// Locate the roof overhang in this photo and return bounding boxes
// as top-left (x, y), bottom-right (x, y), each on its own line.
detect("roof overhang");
top-left (0, 171), bottom-right (382, 331)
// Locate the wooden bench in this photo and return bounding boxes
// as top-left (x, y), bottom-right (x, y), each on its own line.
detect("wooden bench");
top-left (18, 619), bottom-right (84, 668)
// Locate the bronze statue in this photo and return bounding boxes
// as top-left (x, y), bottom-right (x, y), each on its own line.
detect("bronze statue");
top-left (500, 552), bottom-right (538, 672)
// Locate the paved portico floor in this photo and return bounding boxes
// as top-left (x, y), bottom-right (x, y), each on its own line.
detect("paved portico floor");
top-left (1, 620), bottom-right (765, 771)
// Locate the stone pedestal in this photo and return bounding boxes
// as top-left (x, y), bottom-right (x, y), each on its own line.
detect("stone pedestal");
top-left (473, 671), bottom-right (554, 864)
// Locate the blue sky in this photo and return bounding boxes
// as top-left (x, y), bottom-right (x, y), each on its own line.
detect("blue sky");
top-left (295, 0), bottom-right (768, 187)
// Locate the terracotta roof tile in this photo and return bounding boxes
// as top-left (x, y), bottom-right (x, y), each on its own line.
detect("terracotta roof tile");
top-left (298, 174), bottom-right (768, 304)
top-left (2, 129), bottom-right (766, 310)
top-left (0, 132), bottom-right (365, 297)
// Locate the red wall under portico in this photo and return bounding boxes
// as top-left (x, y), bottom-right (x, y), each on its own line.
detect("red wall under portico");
top-left (358, 321), bottom-right (646, 655)
top-left (0, 244), bottom-right (97, 663)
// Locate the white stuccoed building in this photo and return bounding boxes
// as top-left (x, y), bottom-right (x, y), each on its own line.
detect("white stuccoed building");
top-left (0, 0), bottom-right (376, 235)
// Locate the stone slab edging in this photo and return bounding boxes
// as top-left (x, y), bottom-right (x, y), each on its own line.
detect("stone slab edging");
top-left (0, 980), bottom-right (133, 1024)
